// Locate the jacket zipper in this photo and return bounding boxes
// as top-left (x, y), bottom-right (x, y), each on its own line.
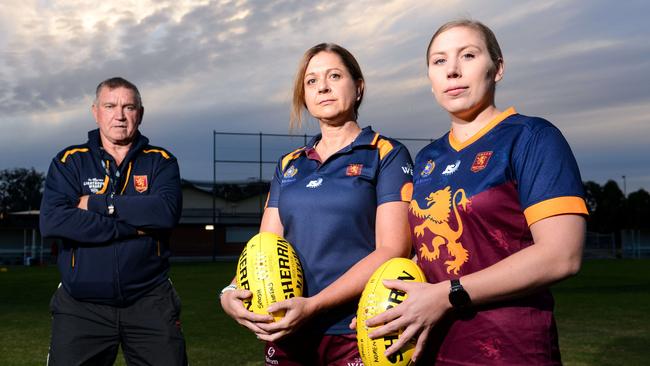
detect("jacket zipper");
top-left (71, 248), bottom-right (75, 268)
top-left (106, 156), bottom-right (124, 303)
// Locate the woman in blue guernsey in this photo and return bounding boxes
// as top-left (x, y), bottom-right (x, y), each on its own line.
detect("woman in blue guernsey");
top-left (221, 43), bottom-right (414, 365)
top-left (364, 20), bottom-right (588, 365)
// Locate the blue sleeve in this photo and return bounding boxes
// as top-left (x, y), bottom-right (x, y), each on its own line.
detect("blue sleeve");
top-left (39, 158), bottom-right (138, 243)
top-left (266, 158), bottom-right (283, 208)
top-left (88, 156), bottom-right (182, 229)
top-left (376, 142), bottom-right (414, 205)
top-left (513, 124), bottom-right (585, 209)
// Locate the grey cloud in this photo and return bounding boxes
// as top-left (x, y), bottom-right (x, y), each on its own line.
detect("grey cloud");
top-left (1, 0), bottom-right (649, 192)
top-left (0, 0), bottom-right (344, 114)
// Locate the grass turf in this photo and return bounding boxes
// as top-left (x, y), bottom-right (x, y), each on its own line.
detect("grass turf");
top-left (0, 259), bottom-right (648, 365)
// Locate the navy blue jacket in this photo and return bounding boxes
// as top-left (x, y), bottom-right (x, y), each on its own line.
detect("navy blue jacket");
top-left (40, 129), bottom-right (182, 305)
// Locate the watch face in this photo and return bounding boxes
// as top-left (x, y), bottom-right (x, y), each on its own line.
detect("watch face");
top-left (449, 286), bottom-right (471, 308)
top-left (452, 290), bottom-right (471, 307)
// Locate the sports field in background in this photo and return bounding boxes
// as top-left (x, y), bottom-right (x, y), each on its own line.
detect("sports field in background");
top-left (1, 259), bottom-right (648, 365)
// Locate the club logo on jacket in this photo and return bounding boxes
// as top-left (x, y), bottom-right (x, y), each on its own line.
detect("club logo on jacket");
top-left (420, 160), bottom-right (435, 177)
top-left (83, 177), bottom-right (106, 194)
top-left (471, 151), bottom-right (493, 172)
top-left (346, 164), bottom-right (363, 176)
top-left (442, 160), bottom-right (461, 176)
top-left (134, 175), bottom-right (148, 193)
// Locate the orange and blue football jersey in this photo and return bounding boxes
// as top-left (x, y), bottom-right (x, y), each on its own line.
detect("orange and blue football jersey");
top-left (410, 108), bottom-right (587, 364)
top-left (267, 126), bottom-right (413, 334)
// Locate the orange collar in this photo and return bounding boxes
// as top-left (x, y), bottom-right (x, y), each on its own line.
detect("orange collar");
top-left (449, 107), bottom-right (516, 151)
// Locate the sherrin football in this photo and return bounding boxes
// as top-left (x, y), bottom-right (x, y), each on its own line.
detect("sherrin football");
top-left (236, 232), bottom-right (304, 322)
top-left (357, 258), bottom-right (426, 366)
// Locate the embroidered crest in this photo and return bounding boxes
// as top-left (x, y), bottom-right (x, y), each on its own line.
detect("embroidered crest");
top-left (471, 151), bottom-right (493, 172)
top-left (134, 175), bottom-right (148, 193)
top-left (420, 160), bottom-right (435, 176)
top-left (346, 164), bottom-right (363, 176)
top-left (284, 165), bottom-right (298, 178)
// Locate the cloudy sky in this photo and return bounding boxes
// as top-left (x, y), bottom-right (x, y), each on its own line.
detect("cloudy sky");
top-left (1, 0), bottom-right (648, 193)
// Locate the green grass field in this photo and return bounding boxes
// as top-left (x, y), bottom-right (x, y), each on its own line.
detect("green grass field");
top-left (1, 259), bottom-right (648, 365)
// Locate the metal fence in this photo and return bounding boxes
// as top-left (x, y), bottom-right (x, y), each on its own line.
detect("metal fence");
top-left (584, 231), bottom-right (616, 259)
top-left (207, 131), bottom-right (649, 261)
top-left (622, 229), bottom-right (650, 258)
top-left (211, 131), bottom-right (433, 214)
top-left (582, 230), bottom-right (650, 259)
top-left (212, 131), bottom-right (433, 186)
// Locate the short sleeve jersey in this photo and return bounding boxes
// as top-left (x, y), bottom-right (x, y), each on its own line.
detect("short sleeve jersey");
top-left (267, 126), bottom-right (413, 334)
top-left (409, 108), bottom-right (587, 365)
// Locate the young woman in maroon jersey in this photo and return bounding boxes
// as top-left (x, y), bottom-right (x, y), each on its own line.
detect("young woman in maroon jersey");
top-left (364, 19), bottom-right (588, 365)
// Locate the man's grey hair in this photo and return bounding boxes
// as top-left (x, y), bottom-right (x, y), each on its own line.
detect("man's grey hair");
top-left (94, 77), bottom-right (143, 108)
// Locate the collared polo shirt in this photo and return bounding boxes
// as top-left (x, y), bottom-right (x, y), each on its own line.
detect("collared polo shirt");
top-left (267, 126), bottom-right (413, 334)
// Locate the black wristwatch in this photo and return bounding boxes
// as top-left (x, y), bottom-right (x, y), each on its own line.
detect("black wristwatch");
top-left (449, 279), bottom-right (472, 310)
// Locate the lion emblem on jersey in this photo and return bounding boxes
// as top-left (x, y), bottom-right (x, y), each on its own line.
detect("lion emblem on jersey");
top-left (410, 186), bottom-right (469, 274)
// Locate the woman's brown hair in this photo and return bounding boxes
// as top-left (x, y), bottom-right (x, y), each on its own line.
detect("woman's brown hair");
top-left (290, 43), bottom-right (365, 130)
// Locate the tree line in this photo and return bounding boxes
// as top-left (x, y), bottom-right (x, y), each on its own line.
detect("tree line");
top-left (0, 168), bottom-right (647, 233)
top-left (0, 168), bottom-right (44, 217)
top-left (584, 181), bottom-right (649, 232)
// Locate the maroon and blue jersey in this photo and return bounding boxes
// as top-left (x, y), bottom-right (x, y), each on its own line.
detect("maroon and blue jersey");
top-left (409, 108), bottom-right (588, 365)
top-left (267, 126), bottom-right (413, 334)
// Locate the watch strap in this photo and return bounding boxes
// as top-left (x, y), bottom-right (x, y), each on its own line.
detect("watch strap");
top-left (449, 278), bottom-right (472, 309)
top-left (450, 278), bottom-right (462, 290)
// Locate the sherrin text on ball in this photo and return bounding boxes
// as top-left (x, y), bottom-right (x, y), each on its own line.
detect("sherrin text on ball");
top-left (236, 232), bottom-right (304, 321)
top-left (357, 258), bottom-right (426, 366)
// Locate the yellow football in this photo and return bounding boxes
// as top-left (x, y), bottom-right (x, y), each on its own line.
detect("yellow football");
top-left (236, 232), bottom-right (304, 322)
top-left (357, 258), bottom-right (426, 366)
